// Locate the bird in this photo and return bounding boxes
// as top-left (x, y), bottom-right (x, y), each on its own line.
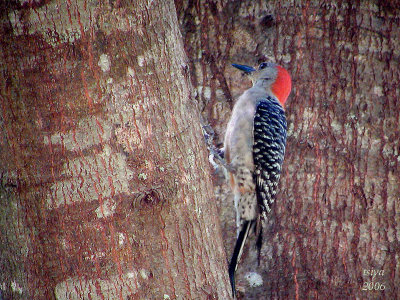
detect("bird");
top-left (224, 61), bottom-right (291, 297)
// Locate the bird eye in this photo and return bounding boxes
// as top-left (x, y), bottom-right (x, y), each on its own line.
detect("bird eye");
top-left (259, 62), bottom-right (268, 70)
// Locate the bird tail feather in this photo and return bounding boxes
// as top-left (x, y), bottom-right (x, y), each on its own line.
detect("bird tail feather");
top-left (228, 220), bottom-right (255, 298)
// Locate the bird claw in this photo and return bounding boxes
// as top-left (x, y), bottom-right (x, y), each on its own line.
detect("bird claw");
top-left (202, 124), bottom-right (230, 171)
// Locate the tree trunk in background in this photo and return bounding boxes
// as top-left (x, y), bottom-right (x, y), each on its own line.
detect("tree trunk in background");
top-left (0, 1), bottom-right (231, 299)
top-left (176, 0), bottom-right (400, 299)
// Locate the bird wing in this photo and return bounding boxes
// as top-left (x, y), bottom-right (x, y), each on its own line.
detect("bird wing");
top-left (253, 97), bottom-right (287, 218)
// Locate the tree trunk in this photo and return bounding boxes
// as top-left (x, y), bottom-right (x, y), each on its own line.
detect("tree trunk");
top-left (0, 1), bottom-right (230, 299)
top-left (176, 0), bottom-right (400, 299)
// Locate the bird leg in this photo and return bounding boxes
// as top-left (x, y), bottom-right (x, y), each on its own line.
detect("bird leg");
top-left (202, 124), bottom-right (232, 172)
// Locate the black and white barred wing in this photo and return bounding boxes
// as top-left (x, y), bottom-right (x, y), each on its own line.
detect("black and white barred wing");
top-left (253, 97), bottom-right (287, 218)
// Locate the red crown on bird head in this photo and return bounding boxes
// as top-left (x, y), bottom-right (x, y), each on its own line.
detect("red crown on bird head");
top-left (271, 65), bottom-right (291, 108)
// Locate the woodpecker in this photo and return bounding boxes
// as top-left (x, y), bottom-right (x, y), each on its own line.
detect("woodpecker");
top-left (224, 62), bottom-right (291, 297)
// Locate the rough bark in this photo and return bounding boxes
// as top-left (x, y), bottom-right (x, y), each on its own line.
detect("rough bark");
top-left (0, 1), bottom-right (230, 299)
top-left (176, 0), bottom-right (400, 299)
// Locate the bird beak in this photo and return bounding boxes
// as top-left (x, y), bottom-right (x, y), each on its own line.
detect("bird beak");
top-left (232, 63), bottom-right (256, 74)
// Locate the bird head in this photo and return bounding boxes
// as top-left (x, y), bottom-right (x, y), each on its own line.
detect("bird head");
top-left (232, 62), bottom-right (292, 107)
